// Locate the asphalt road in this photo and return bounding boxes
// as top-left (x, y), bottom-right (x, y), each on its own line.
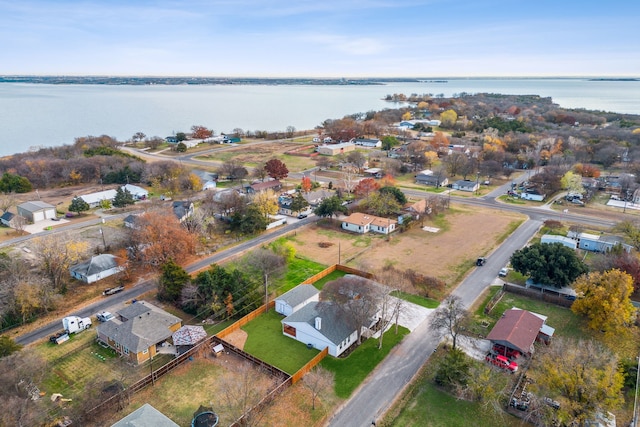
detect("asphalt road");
top-left (14, 215), bottom-right (318, 346)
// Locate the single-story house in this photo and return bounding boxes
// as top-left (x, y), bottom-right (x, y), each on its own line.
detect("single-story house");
top-left (277, 193), bottom-right (309, 217)
top-left (202, 180), bottom-right (217, 191)
top-left (246, 179), bottom-right (282, 194)
top-left (486, 308), bottom-right (546, 356)
top-left (80, 189), bottom-right (118, 208)
top-left (540, 234), bottom-right (578, 249)
top-left (416, 171), bottom-right (448, 187)
top-left (353, 138), bottom-right (382, 148)
top-left (121, 184), bottom-right (149, 200)
top-left (70, 254), bottom-right (125, 284)
top-left (17, 201), bottom-right (57, 223)
top-left (172, 201), bottom-right (194, 222)
top-left (123, 213), bottom-right (143, 229)
top-left (317, 142), bottom-right (356, 156)
top-left (452, 180), bottom-right (479, 192)
top-left (0, 211), bottom-right (25, 228)
top-left (342, 212), bottom-right (397, 235)
top-left (275, 284), bottom-right (320, 316)
top-left (567, 231), bottom-right (632, 253)
top-left (281, 301), bottom-right (358, 357)
top-left (96, 301), bottom-right (182, 364)
top-left (404, 199), bottom-right (428, 218)
top-left (111, 403), bottom-right (179, 427)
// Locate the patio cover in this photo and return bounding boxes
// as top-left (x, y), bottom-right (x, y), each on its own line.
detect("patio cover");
top-left (172, 325), bottom-right (207, 346)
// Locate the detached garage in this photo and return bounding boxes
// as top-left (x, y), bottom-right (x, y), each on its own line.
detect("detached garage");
top-left (17, 201), bottom-right (57, 223)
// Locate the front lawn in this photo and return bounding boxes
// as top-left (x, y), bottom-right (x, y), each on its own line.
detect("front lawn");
top-left (242, 309), bottom-right (319, 374)
top-left (391, 291), bottom-right (439, 309)
top-left (321, 327), bottom-right (409, 398)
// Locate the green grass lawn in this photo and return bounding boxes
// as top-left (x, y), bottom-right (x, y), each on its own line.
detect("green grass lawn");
top-left (391, 291), bottom-right (439, 309)
top-left (320, 326), bottom-right (409, 398)
top-left (312, 270), bottom-right (347, 290)
top-left (472, 285), bottom-right (590, 340)
top-left (385, 379), bottom-right (522, 427)
top-left (276, 257), bottom-right (327, 294)
top-left (242, 309), bottom-right (319, 374)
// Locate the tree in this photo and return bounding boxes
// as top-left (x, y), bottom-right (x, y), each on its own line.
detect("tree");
top-left (439, 109), bottom-right (458, 128)
top-left (381, 135), bottom-right (399, 151)
top-left (285, 125), bottom-right (296, 139)
top-left (176, 142), bottom-right (187, 152)
top-left (252, 162), bottom-right (269, 182)
top-left (353, 178), bottom-right (380, 198)
top-left (429, 295), bottom-right (468, 350)
top-left (320, 275), bottom-right (384, 344)
top-left (560, 171), bottom-right (583, 193)
top-left (129, 211), bottom-right (197, 267)
top-left (434, 347), bottom-right (470, 390)
top-left (34, 234), bottom-right (89, 290)
top-left (175, 132), bottom-right (187, 142)
top-left (301, 176), bottom-right (312, 194)
top-left (131, 131), bottom-right (146, 143)
top-left (430, 131), bottom-right (449, 151)
top-left (112, 187), bottom-right (135, 208)
top-left (289, 192), bottom-right (309, 213)
top-left (231, 204), bottom-right (268, 235)
top-left (191, 125), bottom-right (213, 139)
top-left (0, 172), bottom-right (32, 193)
top-left (314, 196), bottom-right (347, 218)
top-left (379, 186), bottom-right (407, 205)
top-left (219, 160), bottom-right (248, 182)
top-left (614, 220), bottom-right (640, 251)
top-left (243, 248), bottom-right (286, 311)
top-left (303, 366), bottom-right (334, 410)
top-left (571, 269), bottom-right (635, 337)
top-left (69, 196), bottom-right (90, 215)
top-left (0, 336), bottom-right (21, 358)
top-left (365, 191), bottom-right (402, 217)
top-left (158, 259), bottom-right (191, 302)
top-left (264, 158), bottom-right (289, 180)
top-left (13, 281), bottom-right (42, 323)
top-left (346, 151), bottom-right (367, 171)
top-left (529, 338), bottom-right (624, 426)
top-left (252, 189), bottom-right (278, 218)
top-left (442, 152), bottom-right (467, 176)
top-left (510, 242), bottom-right (588, 288)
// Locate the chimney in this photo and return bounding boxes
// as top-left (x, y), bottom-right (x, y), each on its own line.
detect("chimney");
top-left (315, 317), bottom-right (322, 330)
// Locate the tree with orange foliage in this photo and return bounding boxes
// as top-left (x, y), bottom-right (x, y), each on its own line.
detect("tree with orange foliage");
top-left (574, 163), bottom-right (601, 178)
top-left (129, 210), bottom-right (197, 268)
top-left (431, 131), bottom-right (449, 152)
top-left (354, 178), bottom-right (380, 198)
top-left (378, 174), bottom-right (396, 188)
top-left (191, 125), bottom-right (213, 139)
top-left (301, 176), bottom-right (312, 193)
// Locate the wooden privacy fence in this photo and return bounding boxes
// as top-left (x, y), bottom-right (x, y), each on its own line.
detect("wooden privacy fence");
top-left (503, 283), bottom-right (574, 308)
top-left (290, 346), bottom-right (329, 384)
top-left (216, 300), bottom-right (275, 339)
top-left (302, 263), bottom-right (373, 285)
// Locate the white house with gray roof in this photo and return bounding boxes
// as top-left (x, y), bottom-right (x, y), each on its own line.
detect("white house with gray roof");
top-left (275, 284), bottom-right (320, 316)
top-left (80, 189), bottom-right (118, 208)
top-left (281, 301), bottom-right (358, 357)
top-left (96, 301), bottom-right (182, 364)
top-left (70, 254), bottom-right (125, 284)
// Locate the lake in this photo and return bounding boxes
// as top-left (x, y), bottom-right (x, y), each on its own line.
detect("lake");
top-left (1, 78), bottom-right (639, 157)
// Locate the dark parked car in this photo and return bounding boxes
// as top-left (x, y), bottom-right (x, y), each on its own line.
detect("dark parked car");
top-left (476, 257), bottom-right (486, 266)
top-left (297, 213), bottom-right (308, 219)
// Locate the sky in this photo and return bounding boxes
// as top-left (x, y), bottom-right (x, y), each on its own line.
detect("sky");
top-left (1, 0), bottom-right (639, 78)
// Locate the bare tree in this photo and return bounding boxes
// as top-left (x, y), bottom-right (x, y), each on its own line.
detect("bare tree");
top-left (429, 295), bottom-right (469, 350)
top-left (0, 193), bottom-right (16, 212)
top-left (0, 350), bottom-right (49, 427)
top-left (243, 248), bottom-right (286, 311)
top-left (219, 362), bottom-right (278, 427)
top-left (303, 366), bottom-right (334, 410)
top-left (341, 165), bottom-right (359, 194)
top-left (320, 275), bottom-right (385, 344)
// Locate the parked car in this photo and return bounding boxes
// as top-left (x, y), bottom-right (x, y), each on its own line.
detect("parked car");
top-left (297, 213), bottom-right (308, 219)
top-left (476, 257), bottom-right (486, 266)
top-left (96, 311), bottom-right (115, 322)
top-left (499, 267), bottom-right (508, 277)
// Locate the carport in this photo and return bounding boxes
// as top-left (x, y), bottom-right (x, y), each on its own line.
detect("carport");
top-left (486, 309), bottom-right (544, 356)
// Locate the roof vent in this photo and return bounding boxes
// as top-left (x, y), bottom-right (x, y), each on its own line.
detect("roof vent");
top-left (315, 317), bottom-right (322, 330)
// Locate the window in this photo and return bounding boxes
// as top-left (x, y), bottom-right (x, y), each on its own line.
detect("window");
top-left (124, 347), bottom-right (129, 355)
top-left (142, 349), bottom-right (148, 354)
top-left (283, 324), bottom-right (297, 337)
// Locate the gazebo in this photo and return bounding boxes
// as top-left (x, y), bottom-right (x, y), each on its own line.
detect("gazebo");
top-left (172, 325), bottom-right (208, 355)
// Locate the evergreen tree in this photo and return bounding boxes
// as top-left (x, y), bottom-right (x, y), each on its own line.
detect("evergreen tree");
top-left (159, 259), bottom-right (190, 302)
top-left (69, 197), bottom-right (90, 215)
top-left (112, 187), bottom-right (135, 208)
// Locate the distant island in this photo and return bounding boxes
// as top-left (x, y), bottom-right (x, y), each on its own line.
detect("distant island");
top-left (0, 76), bottom-right (429, 86)
top-left (588, 78), bottom-right (639, 82)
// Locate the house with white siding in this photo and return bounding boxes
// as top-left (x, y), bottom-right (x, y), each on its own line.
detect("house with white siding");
top-left (70, 254), bottom-right (125, 284)
top-left (275, 284), bottom-right (319, 316)
top-left (342, 212), bottom-right (397, 235)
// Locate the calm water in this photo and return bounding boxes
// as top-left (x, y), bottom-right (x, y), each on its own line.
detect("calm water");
top-left (1, 78), bottom-right (639, 157)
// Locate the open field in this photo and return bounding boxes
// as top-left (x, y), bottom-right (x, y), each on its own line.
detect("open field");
top-left (288, 205), bottom-right (525, 291)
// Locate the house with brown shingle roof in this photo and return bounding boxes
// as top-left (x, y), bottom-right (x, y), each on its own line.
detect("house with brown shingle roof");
top-left (486, 308), bottom-right (545, 356)
top-left (341, 212), bottom-right (397, 235)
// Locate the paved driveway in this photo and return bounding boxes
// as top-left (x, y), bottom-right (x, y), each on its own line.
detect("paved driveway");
top-left (393, 298), bottom-right (434, 331)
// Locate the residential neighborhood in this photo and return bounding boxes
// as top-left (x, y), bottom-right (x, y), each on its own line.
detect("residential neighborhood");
top-left (0, 92), bottom-right (640, 427)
